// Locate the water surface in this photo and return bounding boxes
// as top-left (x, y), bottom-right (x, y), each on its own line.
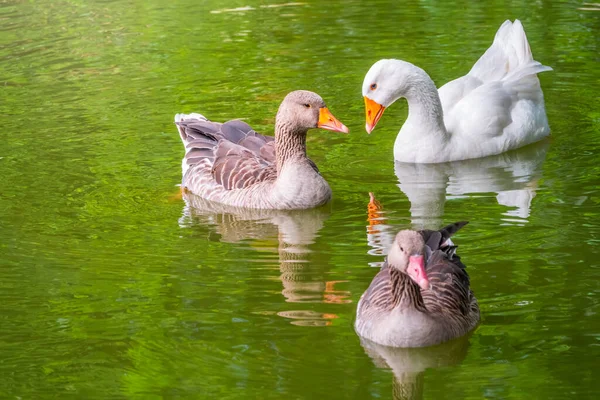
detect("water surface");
top-left (1, 0), bottom-right (599, 398)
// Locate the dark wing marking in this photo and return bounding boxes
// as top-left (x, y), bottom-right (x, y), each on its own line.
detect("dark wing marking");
top-left (420, 221), bottom-right (468, 252)
top-left (178, 120), bottom-right (222, 143)
top-left (306, 158), bottom-right (320, 174)
top-left (419, 222), bottom-right (475, 317)
top-left (422, 249), bottom-right (472, 316)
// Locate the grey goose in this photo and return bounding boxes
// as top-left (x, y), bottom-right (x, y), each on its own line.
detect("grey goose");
top-left (174, 90), bottom-right (348, 210)
top-left (355, 222), bottom-right (480, 347)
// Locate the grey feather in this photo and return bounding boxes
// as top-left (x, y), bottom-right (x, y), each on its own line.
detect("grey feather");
top-left (221, 120), bottom-right (255, 144)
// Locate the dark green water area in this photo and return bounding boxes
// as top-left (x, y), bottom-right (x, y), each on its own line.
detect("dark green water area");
top-left (1, 1), bottom-right (599, 398)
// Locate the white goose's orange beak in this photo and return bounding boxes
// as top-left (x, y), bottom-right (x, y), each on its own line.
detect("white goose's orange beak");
top-left (318, 107), bottom-right (349, 133)
top-left (364, 96), bottom-right (386, 134)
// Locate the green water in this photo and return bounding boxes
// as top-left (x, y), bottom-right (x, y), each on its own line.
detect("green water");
top-left (1, 0), bottom-right (599, 398)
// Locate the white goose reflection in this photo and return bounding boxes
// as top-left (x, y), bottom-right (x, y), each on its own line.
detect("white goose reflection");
top-left (395, 140), bottom-right (549, 228)
top-left (179, 193), bottom-right (350, 326)
top-left (366, 142), bottom-right (548, 259)
top-left (360, 336), bottom-right (470, 400)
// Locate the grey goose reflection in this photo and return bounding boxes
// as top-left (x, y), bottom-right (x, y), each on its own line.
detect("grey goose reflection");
top-left (174, 90), bottom-right (348, 210)
top-left (179, 193), bottom-right (349, 325)
top-left (360, 335), bottom-right (470, 400)
top-left (356, 222), bottom-right (480, 348)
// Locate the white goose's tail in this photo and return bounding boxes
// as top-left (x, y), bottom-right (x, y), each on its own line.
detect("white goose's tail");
top-left (468, 20), bottom-right (552, 84)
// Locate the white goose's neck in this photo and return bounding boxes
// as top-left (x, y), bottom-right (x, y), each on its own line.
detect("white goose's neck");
top-left (404, 72), bottom-right (446, 135)
top-left (394, 65), bottom-right (449, 162)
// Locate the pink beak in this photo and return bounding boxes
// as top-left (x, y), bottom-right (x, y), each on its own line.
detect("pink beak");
top-left (408, 255), bottom-right (430, 290)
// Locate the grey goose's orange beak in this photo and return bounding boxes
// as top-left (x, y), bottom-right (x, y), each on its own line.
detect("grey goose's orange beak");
top-left (318, 107), bottom-right (349, 133)
top-left (364, 96), bottom-right (386, 134)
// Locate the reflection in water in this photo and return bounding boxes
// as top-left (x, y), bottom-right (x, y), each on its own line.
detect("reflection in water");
top-left (366, 142), bottom-right (549, 259)
top-left (179, 192), bottom-right (350, 326)
top-left (366, 192), bottom-right (396, 264)
top-left (360, 336), bottom-right (470, 400)
top-left (395, 141), bottom-right (549, 228)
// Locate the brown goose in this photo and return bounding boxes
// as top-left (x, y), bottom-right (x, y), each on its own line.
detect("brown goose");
top-left (174, 90), bottom-right (348, 210)
top-left (355, 222), bottom-right (480, 348)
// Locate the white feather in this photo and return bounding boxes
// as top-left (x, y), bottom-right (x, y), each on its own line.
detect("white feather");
top-left (363, 20), bottom-right (552, 163)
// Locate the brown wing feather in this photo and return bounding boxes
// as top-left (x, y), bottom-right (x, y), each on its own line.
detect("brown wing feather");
top-left (360, 267), bottom-right (397, 312)
top-left (422, 250), bottom-right (473, 316)
top-left (212, 141), bottom-right (276, 190)
top-left (176, 117), bottom-right (277, 190)
top-left (418, 221), bottom-right (476, 317)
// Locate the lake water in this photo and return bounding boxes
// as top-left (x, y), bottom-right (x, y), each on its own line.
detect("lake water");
top-left (1, 1), bottom-right (599, 398)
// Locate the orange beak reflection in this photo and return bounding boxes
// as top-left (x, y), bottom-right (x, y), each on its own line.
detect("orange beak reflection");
top-left (364, 96), bottom-right (386, 134)
top-left (318, 107), bottom-right (349, 133)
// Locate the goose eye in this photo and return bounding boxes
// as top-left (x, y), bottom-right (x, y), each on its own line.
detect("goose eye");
top-left (399, 246), bottom-right (404, 252)
top-left (304, 103), bottom-right (311, 108)
top-left (370, 83), bottom-right (377, 90)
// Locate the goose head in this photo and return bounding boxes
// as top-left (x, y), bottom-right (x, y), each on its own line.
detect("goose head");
top-left (276, 90), bottom-right (349, 134)
top-left (362, 59), bottom-right (423, 133)
top-left (387, 229), bottom-right (430, 290)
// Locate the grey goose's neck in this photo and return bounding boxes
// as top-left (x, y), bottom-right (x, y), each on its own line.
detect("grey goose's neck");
top-left (275, 120), bottom-right (308, 173)
top-left (388, 267), bottom-right (427, 312)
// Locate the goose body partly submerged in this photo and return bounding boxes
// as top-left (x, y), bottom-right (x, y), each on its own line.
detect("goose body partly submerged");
top-left (355, 222), bottom-right (480, 348)
top-left (175, 90), bottom-right (348, 210)
top-left (363, 20), bottom-right (552, 163)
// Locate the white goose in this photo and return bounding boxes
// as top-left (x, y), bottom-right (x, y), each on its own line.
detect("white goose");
top-left (363, 20), bottom-right (552, 163)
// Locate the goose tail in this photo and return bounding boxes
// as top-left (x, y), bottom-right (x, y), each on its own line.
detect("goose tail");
top-left (174, 113), bottom-right (210, 145)
top-left (468, 20), bottom-right (552, 83)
